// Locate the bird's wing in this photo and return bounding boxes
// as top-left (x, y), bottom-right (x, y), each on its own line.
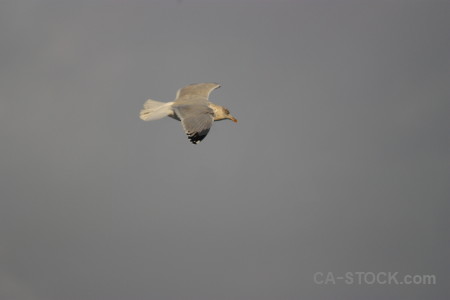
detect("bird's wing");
top-left (172, 103), bottom-right (214, 144)
top-left (175, 83), bottom-right (221, 102)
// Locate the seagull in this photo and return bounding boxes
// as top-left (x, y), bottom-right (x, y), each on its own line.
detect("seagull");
top-left (140, 83), bottom-right (237, 144)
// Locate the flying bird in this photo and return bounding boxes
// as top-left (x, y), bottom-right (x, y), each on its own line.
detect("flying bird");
top-left (140, 83), bottom-right (237, 144)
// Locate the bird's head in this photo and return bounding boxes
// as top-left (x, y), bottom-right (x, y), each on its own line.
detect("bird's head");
top-left (215, 106), bottom-right (237, 122)
top-left (223, 107), bottom-right (237, 122)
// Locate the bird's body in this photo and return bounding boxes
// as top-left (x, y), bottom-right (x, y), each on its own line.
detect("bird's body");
top-left (140, 83), bottom-right (237, 144)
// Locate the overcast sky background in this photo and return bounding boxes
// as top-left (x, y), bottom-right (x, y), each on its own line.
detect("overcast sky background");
top-left (1, 1), bottom-right (449, 299)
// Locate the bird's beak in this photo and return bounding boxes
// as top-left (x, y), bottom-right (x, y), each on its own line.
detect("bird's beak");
top-left (229, 115), bottom-right (238, 123)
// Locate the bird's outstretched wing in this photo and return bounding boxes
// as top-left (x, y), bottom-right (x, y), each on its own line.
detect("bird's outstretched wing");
top-left (172, 103), bottom-right (214, 144)
top-left (175, 83), bottom-right (221, 102)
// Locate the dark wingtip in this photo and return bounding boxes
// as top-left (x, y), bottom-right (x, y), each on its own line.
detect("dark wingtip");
top-left (187, 128), bottom-right (209, 144)
top-left (188, 133), bottom-right (206, 144)
top-left (187, 129), bottom-right (210, 144)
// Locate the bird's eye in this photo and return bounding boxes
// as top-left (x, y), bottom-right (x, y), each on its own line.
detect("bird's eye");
top-left (224, 109), bottom-right (230, 114)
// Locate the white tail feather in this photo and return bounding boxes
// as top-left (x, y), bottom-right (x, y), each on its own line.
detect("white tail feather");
top-left (140, 99), bottom-right (174, 121)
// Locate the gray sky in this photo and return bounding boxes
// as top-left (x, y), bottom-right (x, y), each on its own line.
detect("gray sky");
top-left (1, 1), bottom-right (449, 299)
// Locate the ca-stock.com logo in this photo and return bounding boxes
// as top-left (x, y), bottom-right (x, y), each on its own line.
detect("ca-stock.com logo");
top-left (313, 271), bottom-right (436, 286)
